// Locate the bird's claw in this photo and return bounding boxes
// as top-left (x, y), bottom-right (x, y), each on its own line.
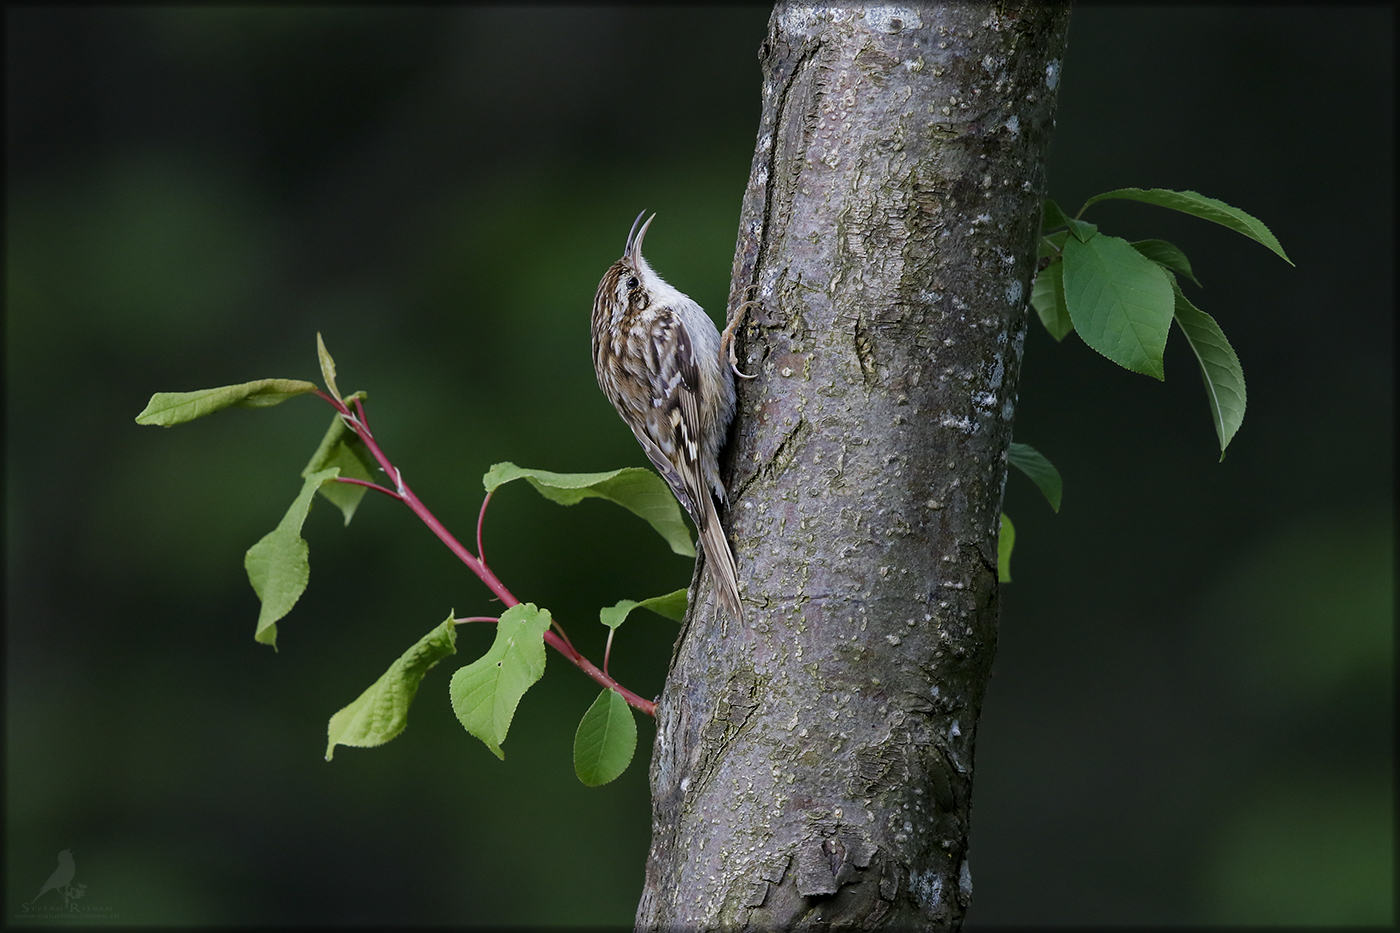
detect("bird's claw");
top-left (722, 298), bottom-right (760, 380)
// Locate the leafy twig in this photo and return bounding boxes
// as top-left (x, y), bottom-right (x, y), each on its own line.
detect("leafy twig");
top-left (313, 389), bottom-right (655, 717)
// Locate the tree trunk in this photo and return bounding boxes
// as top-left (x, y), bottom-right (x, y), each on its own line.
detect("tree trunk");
top-left (639, 3), bottom-right (1069, 928)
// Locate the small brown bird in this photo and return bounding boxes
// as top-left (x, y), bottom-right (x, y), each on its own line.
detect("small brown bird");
top-left (591, 212), bottom-right (744, 622)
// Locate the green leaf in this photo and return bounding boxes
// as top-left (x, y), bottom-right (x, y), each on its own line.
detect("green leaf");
top-left (316, 332), bottom-right (343, 402)
top-left (1030, 260), bottom-right (1074, 341)
top-left (1007, 442), bottom-right (1063, 512)
top-left (1062, 233), bottom-right (1175, 380)
top-left (1038, 230), bottom-right (1069, 259)
top-left (1131, 238), bottom-right (1202, 287)
top-left (325, 613), bottom-right (458, 761)
top-left (600, 588), bottom-right (689, 630)
top-left (244, 467), bottom-right (339, 648)
top-left (998, 513), bottom-right (1015, 583)
top-left (483, 463), bottom-right (695, 557)
top-left (1171, 281), bottom-right (1247, 457)
top-left (1065, 218), bottom-right (1098, 243)
top-left (449, 603), bottom-right (552, 759)
top-left (574, 689), bottom-right (638, 787)
top-left (1041, 198), bottom-right (1072, 233)
top-left (1080, 188), bottom-right (1292, 265)
top-left (302, 407), bottom-right (376, 525)
top-left (1043, 197), bottom-right (1099, 242)
top-left (135, 378), bottom-right (318, 426)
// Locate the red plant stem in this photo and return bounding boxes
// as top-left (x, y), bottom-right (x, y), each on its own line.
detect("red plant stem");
top-left (314, 391), bottom-right (656, 717)
top-left (548, 629), bottom-right (655, 716)
top-left (337, 397), bottom-right (516, 605)
top-left (333, 476), bottom-right (400, 499)
top-left (472, 486), bottom-right (575, 653)
top-left (476, 491), bottom-right (492, 566)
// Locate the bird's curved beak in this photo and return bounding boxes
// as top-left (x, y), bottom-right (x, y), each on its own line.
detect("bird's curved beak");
top-left (626, 211), bottom-right (656, 267)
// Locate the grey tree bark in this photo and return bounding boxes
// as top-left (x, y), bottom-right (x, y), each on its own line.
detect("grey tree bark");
top-left (639, 4), bottom-right (1069, 929)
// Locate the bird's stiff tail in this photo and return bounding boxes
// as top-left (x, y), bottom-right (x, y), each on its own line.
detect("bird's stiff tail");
top-left (697, 495), bottom-right (744, 623)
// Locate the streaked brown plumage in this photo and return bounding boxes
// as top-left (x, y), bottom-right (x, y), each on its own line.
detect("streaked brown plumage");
top-left (591, 212), bottom-right (744, 622)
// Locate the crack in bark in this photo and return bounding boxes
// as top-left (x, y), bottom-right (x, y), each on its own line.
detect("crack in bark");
top-left (853, 311), bottom-right (879, 386)
top-left (684, 667), bottom-right (763, 807)
top-left (733, 30), bottom-right (823, 325)
top-left (761, 414), bottom-right (808, 481)
top-left (753, 40), bottom-right (819, 288)
top-left (732, 412), bottom-right (808, 501)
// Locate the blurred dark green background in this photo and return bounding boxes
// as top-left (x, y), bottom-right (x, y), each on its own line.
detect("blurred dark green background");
top-left (6, 7), bottom-right (1391, 926)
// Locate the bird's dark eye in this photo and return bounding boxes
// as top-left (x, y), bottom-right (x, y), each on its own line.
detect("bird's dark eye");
top-left (627, 276), bottom-right (639, 290)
